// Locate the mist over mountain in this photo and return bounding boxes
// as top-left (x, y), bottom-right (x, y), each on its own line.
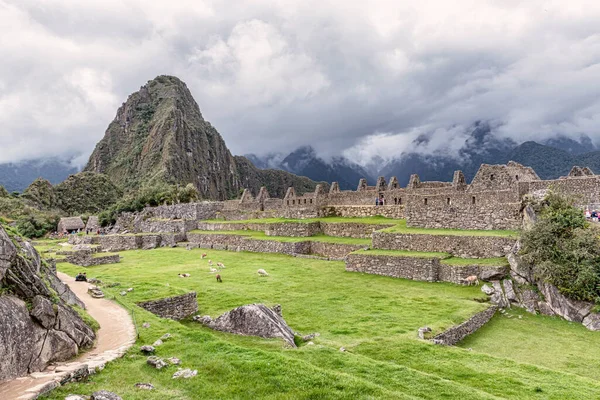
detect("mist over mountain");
top-left (0, 158), bottom-right (78, 192)
top-left (246, 146), bottom-right (373, 190)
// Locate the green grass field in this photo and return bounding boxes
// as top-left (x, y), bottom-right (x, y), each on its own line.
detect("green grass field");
top-left (39, 247), bottom-right (600, 399)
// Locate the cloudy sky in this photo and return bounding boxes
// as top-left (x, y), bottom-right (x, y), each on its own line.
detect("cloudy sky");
top-left (1, 0), bottom-right (600, 166)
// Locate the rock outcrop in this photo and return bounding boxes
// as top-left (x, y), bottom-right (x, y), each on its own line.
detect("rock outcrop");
top-left (0, 225), bottom-right (96, 383)
top-left (196, 304), bottom-right (297, 347)
top-left (485, 240), bottom-right (600, 331)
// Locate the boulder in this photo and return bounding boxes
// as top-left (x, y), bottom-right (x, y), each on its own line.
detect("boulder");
top-left (503, 279), bottom-right (518, 303)
top-left (583, 313), bottom-right (600, 331)
top-left (172, 368), bottom-right (197, 379)
top-left (537, 281), bottom-right (594, 323)
top-left (479, 266), bottom-right (509, 281)
top-left (522, 204), bottom-right (537, 231)
top-left (161, 333), bottom-right (172, 341)
top-left (134, 383), bottom-right (155, 390)
top-left (30, 295), bottom-right (56, 329)
top-left (65, 395), bottom-right (90, 400)
top-left (519, 289), bottom-right (541, 314)
top-left (197, 304), bottom-right (297, 347)
top-left (140, 345), bottom-right (155, 354)
top-left (167, 357), bottom-right (181, 365)
top-left (88, 286), bottom-right (105, 299)
top-left (490, 281), bottom-right (509, 308)
top-left (0, 225), bottom-right (96, 382)
top-left (91, 391), bottom-right (122, 400)
top-left (417, 326), bottom-right (432, 339)
top-left (153, 339), bottom-right (163, 347)
top-left (537, 302), bottom-right (556, 316)
top-left (146, 356), bottom-right (167, 369)
top-left (481, 284), bottom-right (495, 295)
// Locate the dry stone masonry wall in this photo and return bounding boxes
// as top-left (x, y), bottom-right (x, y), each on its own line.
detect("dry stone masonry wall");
top-left (372, 232), bottom-right (516, 258)
top-left (432, 306), bottom-right (498, 346)
top-left (137, 292), bottom-right (198, 320)
top-left (345, 253), bottom-right (441, 282)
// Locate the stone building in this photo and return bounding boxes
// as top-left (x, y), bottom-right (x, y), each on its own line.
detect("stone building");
top-left (57, 217), bottom-right (85, 234)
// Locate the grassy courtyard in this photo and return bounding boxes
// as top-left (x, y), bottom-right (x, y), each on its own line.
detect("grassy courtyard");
top-left (40, 247), bottom-right (600, 399)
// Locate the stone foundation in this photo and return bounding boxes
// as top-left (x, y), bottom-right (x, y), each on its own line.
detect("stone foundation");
top-left (372, 232), bottom-right (516, 258)
top-left (137, 292), bottom-right (198, 320)
top-left (66, 251), bottom-right (120, 267)
top-left (320, 222), bottom-right (395, 238)
top-left (432, 306), bottom-right (498, 345)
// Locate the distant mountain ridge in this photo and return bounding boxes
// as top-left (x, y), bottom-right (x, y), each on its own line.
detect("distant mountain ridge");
top-left (0, 159), bottom-right (78, 192)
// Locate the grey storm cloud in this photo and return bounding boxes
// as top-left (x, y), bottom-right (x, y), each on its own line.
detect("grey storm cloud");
top-left (1, 0), bottom-right (600, 167)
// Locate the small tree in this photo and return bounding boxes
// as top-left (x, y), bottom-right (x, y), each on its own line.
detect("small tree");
top-left (520, 192), bottom-right (600, 303)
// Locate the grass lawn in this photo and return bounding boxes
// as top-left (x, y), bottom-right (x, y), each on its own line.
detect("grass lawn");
top-left (188, 230), bottom-right (371, 246)
top-left (40, 248), bottom-right (600, 399)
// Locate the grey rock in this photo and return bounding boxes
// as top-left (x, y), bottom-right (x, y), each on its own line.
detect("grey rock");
top-left (490, 281), bottom-right (509, 308)
top-left (153, 339), bottom-right (163, 347)
top-left (88, 286), bottom-right (105, 299)
top-left (140, 345), bottom-right (155, 354)
top-left (134, 383), bottom-right (155, 390)
top-left (481, 284), bottom-right (495, 295)
top-left (167, 357), bottom-right (181, 365)
top-left (339, 347), bottom-right (346, 352)
top-left (301, 332), bottom-right (319, 342)
top-left (30, 295), bottom-right (56, 329)
top-left (199, 304), bottom-right (297, 347)
top-left (65, 395), bottom-right (90, 400)
top-left (142, 322), bottom-right (151, 328)
top-left (193, 315), bottom-right (213, 324)
top-left (172, 368), bottom-right (197, 379)
top-left (503, 279), bottom-right (517, 302)
top-left (272, 304), bottom-right (282, 317)
top-left (88, 278), bottom-right (102, 284)
top-left (479, 266), bottom-right (508, 282)
top-left (537, 302), bottom-right (556, 316)
top-left (91, 390), bottom-right (122, 400)
top-left (583, 313), bottom-right (600, 331)
top-left (161, 333), bottom-right (172, 341)
top-left (147, 356), bottom-right (167, 369)
top-left (119, 291), bottom-right (127, 296)
top-left (0, 226), bottom-right (17, 281)
top-left (538, 281), bottom-right (594, 323)
top-left (519, 289), bottom-right (540, 314)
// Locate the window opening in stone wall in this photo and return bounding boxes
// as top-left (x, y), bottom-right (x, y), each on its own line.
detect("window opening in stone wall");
top-left (399, 197), bottom-right (402, 205)
top-left (287, 200), bottom-right (289, 205)
top-left (310, 199), bottom-right (313, 204)
top-left (292, 200), bottom-right (295, 205)
top-left (447, 198), bottom-right (451, 205)
top-left (490, 174), bottom-right (495, 181)
top-left (472, 196), bottom-right (476, 205)
top-left (394, 198), bottom-right (398, 205)
top-left (424, 198), bottom-right (428, 205)
top-left (304, 198), bottom-right (307, 204)
top-left (515, 175), bottom-right (519, 181)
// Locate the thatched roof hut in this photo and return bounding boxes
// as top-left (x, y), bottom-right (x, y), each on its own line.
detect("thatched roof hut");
top-left (86, 216), bottom-right (99, 231)
top-left (58, 217), bottom-right (85, 233)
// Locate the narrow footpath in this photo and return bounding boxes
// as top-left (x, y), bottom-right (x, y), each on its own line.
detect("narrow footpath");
top-left (0, 272), bottom-right (136, 400)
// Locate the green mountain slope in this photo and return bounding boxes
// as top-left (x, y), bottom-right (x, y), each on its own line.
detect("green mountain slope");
top-left (85, 75), bottom-right (320, 199)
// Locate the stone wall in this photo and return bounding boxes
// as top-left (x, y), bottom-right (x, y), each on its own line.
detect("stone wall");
top-left (372, 232), bottom-right (516, 258)
top-left (69, 233), bottom-right (185, 252)
top-left (140, 219), bottom-right (197, 234)
top-left (65, 251), bottom-right (120, 267)
top-left (320, 222), bottom-right (395, 238)
top-left (196, 222), bottom-right (266, 232)
top-left (438, 263), bottom-right (509, 284)
top-left (148, 202), bottom-right (224, 220)
top-left (265, 222), bottom-right (321, 237)
top-left (310, 242), bottom-right (366, 259)
top-left (323, 205), bottom-right (405, 219)
top-left (186, 233), bottom-right (361, 258)
top-left (345, 253), bottom-right (441, 282)
top-left (432, 306), bottom-right (498, 346)
top-left (137, 292), bottom-right (198, 320)
top-left (404, 190), bottom-right (522, 230)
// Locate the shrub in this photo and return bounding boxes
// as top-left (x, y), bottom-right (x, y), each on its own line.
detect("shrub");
top-left (520, 192), bottom-right (600, 303)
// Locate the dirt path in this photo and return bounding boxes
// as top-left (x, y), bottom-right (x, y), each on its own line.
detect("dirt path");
top-left (0, 272), bottom-right (136, 400)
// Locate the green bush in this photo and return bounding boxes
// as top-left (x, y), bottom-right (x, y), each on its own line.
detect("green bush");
top-left (520, 192), bottom-right (600, 303)
top-left (16, 214), bottom-right (59, 238)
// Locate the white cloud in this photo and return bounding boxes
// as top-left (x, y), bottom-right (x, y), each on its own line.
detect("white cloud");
top-left (1, 0), bottom-right (600, 166)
